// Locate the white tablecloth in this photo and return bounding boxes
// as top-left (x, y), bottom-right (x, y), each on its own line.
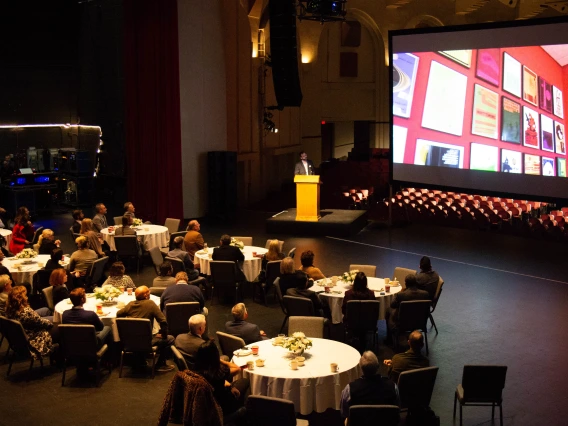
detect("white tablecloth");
top-left (2, 254), bottom-right (69, 285)
top-left (312, 277), bottom-right (403, 324)
top-left (0, 229), bottom-right (12, 248)
top-left (195, 246), bottom-right (268, 282)
top-left (101, 224), bottom-right (169, 251)
top-left (232, 338), bottom-right (362, 415)
top-left (53, 292), bottom-right (161, 341)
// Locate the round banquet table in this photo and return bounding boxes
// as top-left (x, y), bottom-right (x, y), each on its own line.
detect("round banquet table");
top-left (232, 338), bottom-right (362, 415)
top-left (194, 246), bottom-right (268, 282)
top-left (1, 254), bottom-right (69, 285)
top-left (0, 228), bottom-right (12, 248)
top-left (311, 277), bottom-right (403, 324)
top-left (100, 225), bottom-right (169, 251)
top-left (53, 292), bottom-right (161, 341)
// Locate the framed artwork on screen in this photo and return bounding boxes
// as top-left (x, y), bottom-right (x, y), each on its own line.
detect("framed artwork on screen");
top-left (438, 50), bottom-right (472, 68)
top-left (392, 53), bottom-right (419, 118)
top-left (475, 48), bottom-right (500, 87)
top-left (523, 106), bottom-right (539, 149)
top-left (557, 158), bottom-right (567, 177)
top-left (542, 157), bottom-right (555, 176)
top-left (414, 139), bottom-right (464, 168)
top-left (538, 77), bottom-right (553, 113)
top-left (553, 86), bottom-right (564, 119)
top-left (502, 53), bottom-right (521, 98)
top-left (470, 142), bottom-right (499, 172)
top-left (524, 154), bottom-right (541, 175)
top-left (501, 149), bottom-right (522, 173)
top-left (540, 114), bottom-right (554, 153)
top-left (501, 97), bottom-right (521, 144)
top-left (472, 84), bottom-right (499, 139)
top-left (523, 66), bottom-right (538, 106)
top-left (392, 125), bottom-right (408, 164)
top-left (421, 61), bottom-right (468, 136)
top-left (554, 121), bottom-right (565, 155)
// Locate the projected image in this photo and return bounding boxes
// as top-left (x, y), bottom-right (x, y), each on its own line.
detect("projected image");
top-left (539, 77), bottom-right (553, 113)
top-left (523, 66), bottom-right (538, 106)
top-left (542, 157), bottom-right (555, 176)
top-left (501, 149), bottom-right (522, 173)
top-left (439, 50), bottom-right (472, 68)
top-left (393, 53), bottom-right (419, 118)
top-left (501, 97), bottom-right (521, 143)
top-left (414, 139), bottom-right (464, 168)
top-left (555, 122), bottom-right (566, 155)
top-left (475, 49), bottom-right (500, 86)
top-left (503, 53), bottom-right (522, 98)
top-left (523, 106), bottom-right (540, 149)
top-left (524, 154), bottom-right (541, 175)
top-left (540, 115), bottom-right (554, 152)
top-left (470, 143), bottom-right (498, 172)
top-left (472, 84), bottom-right (499, 139)
top-left (558, 158), bottom-right (567, 177)
top-left (392, 125), bottom-right (408, 163)
top-left (553, 86), bottom-right (564, 119)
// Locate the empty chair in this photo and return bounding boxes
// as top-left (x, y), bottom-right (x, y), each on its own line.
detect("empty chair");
top-left (58, 324), bottom-right (110, 386)
top-left (42, 286), bottom-right (55, 312)
top-left (247, 395), bottom-right (309, 426)
top-left (165, 302), bottom-right (201, 336)
top-left (345, 300), bottom-right (380, 349)
top-left (114, 216), bottom-right (122, 226)
top-left (349, 264), bottom-right (377, 278)
top-left (171, 346), bottom-right (189, 371)
top-left (394, 300), bottom-right (432, 354)
top-left (216, 331), bottom-right (246, 357)
top-left (393, 267), bottom-right (417, 290)
top-left (114, 236), bottom-right (141, 274)
top-left (210, 261), bottom-right (241, 304)
top-left (288, 316), bottom-right (325, 338)
top-left (165, 256), bottom-right (186, 275)
top-left (116, 318), bottom-right (158, 378)
top-left (264, 239), bottom-right (284, 252)
top-left (164, 218), bottom-right (181, 234)
top-left (454, 365), bottom-right (507, 426)
top-left (349, 405), bottom-right (399, 426)
top-left (149, 246), bottom-right (165, 275)
top-left (398, 366), bottom-right (439, 413)
top-left (429, 276), bottom-right (444, 334)
top-left (287, 247), bottom-right (296, 259)
top-left (232, 236), bottom-right (252, 246)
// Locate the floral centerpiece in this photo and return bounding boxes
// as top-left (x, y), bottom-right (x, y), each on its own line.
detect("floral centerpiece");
top-left (132, 218), bottom-right (143, 228)
top-left (15, 248), bottom-right (38, 262)
top-left (94, 285), bottom-right (122, 304)
top-left (341, 269), bottom-right (359, 284)
top-left (230, 238), bottom-right (244, 250)
top-left (283, 332), bottom-right (312, 355)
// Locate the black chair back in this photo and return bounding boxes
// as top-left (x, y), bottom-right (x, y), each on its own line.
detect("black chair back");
top-left (42, 286), bottom-right (55, 312)
top-left (168, 232), bottom-right (187, 251)
top-left (283, 295), bottom-right (314, 316)
top-left (31, 226), bottom-right (44, 245)
top-left (165, 256), bottom-right (186, 274)
top-left (246, 395), bottom-right (297, 426)
top-left (398, 300), bottom-right (431, 331)
top-left (0, 316), bottom-right (32, 355)
top-left (150, 287), bottom-right (166, 297)
top-left (149, 246), bottom-right (164, 275)
top-left (462, 365), bottom-right (507, 402)
top-left (165, 302), bottom-right (201, 335)
top-left (116, 318), bottom-right (153, 352)
top-left (398, 366), bottom-right (439, 410)
top-left (431, 279), bottom-right (444, 312)
top-left (346, 300), bottom-right (380, 331)
top-left (114, 236), bottom-right (139, 257)
top-left (265, 261), bottom-right (282, 287)
top-left (210, 261), bottom-right (239, 303)
top-left (88, 257), bottom-right (109, 286)
top-left (59, 324), bottom-right (99, 358)
top-left (273, 278), bottom-right (287, 315)
top-left (287, 247), bottom-right (296, 258)
top-left (349, 405), bottom-right (400, 426)
top-left (171, 346), bottom-right (189, 371)
top-left (35, 269), bottom-right (52, 294)
top-left (216, 331), bottom-right (246, 357)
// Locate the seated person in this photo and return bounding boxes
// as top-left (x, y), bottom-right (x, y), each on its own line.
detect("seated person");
top-left (277, 257), bottom-right (304, 296)
top-left (115, 215), bottom-right (137, 236)
top-left (342, 272), bottom-right (375, 323)
top-left (160, 272), bottom-right (207, 316)
top-left (153, 261), bottom-right (176, 289)
top-left (286, 270), bottom-right (324, 317)
top-left (0, 251), bottom-right (14, 281)
top-left (168, 236), bottom-right (199, 280)
top-left (212, 234), bottom-right (246, 281)
top-left (116, 285), bottom-right (175, 372)
top-left (260, 239), bottom-right (285, 271)
top-left (69, 236), bottom-right (98, 282)
top-left (80, 218), bottom-right (106, 258)
top-left (102, 261), bottom-right (136, 289)
top-left (174, 314), bottom-right (207, 364)
top-left (62, 287), bottom-right (111, 347)
top-left (383, 330), bottom-right (429, 383)
top-left (415, 256), bottom-right (441, 300)
top-left (50, 268), bottom-right (70, 306)
top-left (340, 351), bottom-right (399, 421)
top-left (300, 250), bottom-right (325, 281)
top-left (45, 248), bottom-right (64, 271)
top-left (0, 274), bottom-right (12, 315)
top-left (385, 275), bottom-right (429, 342)
top-left (37, 229), bottom-right (61, 255)
top-left (225, 303), bottom-right (268, 345)
top-left (184, 220), bottom-right (204, 262)
top-left (194, 340), bottom-right (250, 418)
top-left (71, 209), bottom-right (84, 234)
top-left (123, 201), bottom-right (136, 219)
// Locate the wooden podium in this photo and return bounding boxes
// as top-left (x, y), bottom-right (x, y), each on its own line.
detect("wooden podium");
top-left (294, 175), bottom-right (321, 222)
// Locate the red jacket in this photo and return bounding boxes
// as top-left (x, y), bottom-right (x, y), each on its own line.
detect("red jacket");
top-left (9, 223), bottom-right (31, 254)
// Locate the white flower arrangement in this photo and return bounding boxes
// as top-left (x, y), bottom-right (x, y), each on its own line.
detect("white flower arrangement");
top-left (230, 238), bottom-right (244, 250)
top-left (132, 218), bottom-right (143, 227)
top-left (283, 332), bottom-right (313, 354)
top-left (15, 248), bottom-right (38, 259)
top-left (94, 285), bottom-right (122, 302)
top-left (341, 269), bottom-right (359, 284)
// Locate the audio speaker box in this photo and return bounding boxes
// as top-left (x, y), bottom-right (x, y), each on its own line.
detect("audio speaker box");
top-left (208, 151), bottom-right (237, 218)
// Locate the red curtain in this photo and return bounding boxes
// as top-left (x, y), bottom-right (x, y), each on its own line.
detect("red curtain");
top-left (123, 0), bottom-right (183, 224)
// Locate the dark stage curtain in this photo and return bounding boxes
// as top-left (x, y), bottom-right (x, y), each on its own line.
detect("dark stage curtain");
top-left (123, 0), bottom-right (182, 224)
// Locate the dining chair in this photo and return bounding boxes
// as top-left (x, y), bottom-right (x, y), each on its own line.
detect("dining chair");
top-left (393, 267), bottom-right (417, 290)
top-left (164, 218), bottom-right (180, 234)
top-left (253, 260), bottom-right (281, 306)
top-left (30, 226), bottom-right (44, 247)
top-left (34, 269), bottom-right (52, 295)
top-left (394, 300), bottom-right (432, 354)
top-left (288, 316), bottom-right (324, 338)
top-left (345, 300), bottom-right (380, 348)
top-left (114, 236), bottom-right (141, 274)
top-left (429, 276), bottom-right (444, 334)
top-left (210, 261), bottom-right (241, 304)
top-left (85, 256), bottom-right (109, 290)
top-left (161, 231), bottom-right (187, 255)
top-left (454, 365), bottom-right (507, 426)
top-left (273, 278), bottom-right (290, 334)
top-left (42, 286), bottom-right (55, 312)
top-left (246, 395), bottom-right (309, 426)
top-left (116, 318), bottom-right (158, 378)
top-left (232, 236), bottom-right (253, 246)
top-left (283, 296), bottom-right (314, 318)
top-left (398, 366), bottom-right (439, 413)
top-left (287, 247), bottom-right (296, 259)
top-left (149, 287), bottom-right (166, 297)
top-left (264, 239), bottom-right (284, 252)
top-left (171, 346), bottom-right (189, 371)
top-left (58, 324), bottom-right (109, 386)
top-left (68, 226), bottom-right (76, 242)
top-left (216, 331), bottom-right (246, 357)
top-left (149, 246), bottom-right (165, 275)
top-left (165, 256), bottom-right (186, 275)
top-left (349, 405), bottom-right (399, 426)
top-left (349, 264), bottom-right (377, 278)
top-left (165, 302), bottom-right (201, 336)
top-left (113, 216), bottom-right (122, 226)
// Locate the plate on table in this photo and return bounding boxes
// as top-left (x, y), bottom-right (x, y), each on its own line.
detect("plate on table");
top-left (389, 282), bottom-right (401, 287)
top-left (233, 348), bottom-right (252, 357)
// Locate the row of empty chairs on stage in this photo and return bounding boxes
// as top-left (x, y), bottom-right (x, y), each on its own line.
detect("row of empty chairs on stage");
top-left (339, 186), bottom-right (375, 210)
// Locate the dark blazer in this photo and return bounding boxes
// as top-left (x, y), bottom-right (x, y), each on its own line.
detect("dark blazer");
top-left (174, 332), bottom-right (206, 362)
top-left (342, 288), bottom-right (376, 318)
top-left (62, 306), bottom-right (104, 331)
top-left (160, 282), bottom-right (205, 313)
top-left (278, 271), bottom-right (304, 296)
top-left (390, 287), bottom-right (430, 322)
top-left (71, 221), bottom-right (82, 234)
top-left (168, 248), bottom-right (195, 272)
top-left (53, 285), bottom-right (70, 306)
top-left (39, 241), bottom-right (59, 255)
top-left (0, 265), bottom-right (13, 282)
top-left (294, 160), bottom-right (315, 175)
top-left (224, 320), bottom-right (262, 345)
top-left (286, 287), bottom-right (323, 313)
top-left (415, 270), bottom-right (440, 300)
top-left (212, 245), bottom-right (244, 263)
top-left (45, 259), bottom-right (63, 271)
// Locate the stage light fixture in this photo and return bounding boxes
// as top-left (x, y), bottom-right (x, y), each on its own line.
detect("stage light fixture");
top-left (296, 0), bottom-right (347, 23)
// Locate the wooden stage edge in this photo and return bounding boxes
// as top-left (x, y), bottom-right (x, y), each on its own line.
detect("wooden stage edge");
top-left (265, 208), bottom-right (368, 237)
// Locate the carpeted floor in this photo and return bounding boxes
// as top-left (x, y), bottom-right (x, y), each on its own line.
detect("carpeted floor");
top-left (1, 208), bottom-right (568, 425)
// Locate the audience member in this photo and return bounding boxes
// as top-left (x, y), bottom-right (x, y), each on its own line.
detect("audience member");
top-left (116, 285), bottom-right (174, 372)
top-left (116, 216), bottom-right (136, 235)
top-left (212, 234), bottom-right (246, 281)
top-left (71, 209), bottom-right (84, 233)
top-left (62, 287), bottom-right (111, 347)
top-left (37, 229), bottom-right (61, 255)
top-left (123, 201), bottom-right (136, 218)
top-left (153, 261), bottom-right (176, 288)
top-left (92, 203), bottom-right (108, 232)
top-left (383, 330), bottom-right (430, 383)
top-left (277, 257), bottom-right (303, 296)
top-left (174, 314), bottom-right (207, 363)
top-left (300, 250), bottom-right (325, 280)
top-left (261, 240), bottom-right (285, 270)
top-left (50, 268), bottom-right (70, 306)
top-left (286, 270), bottom-right (324, 316)
top-left (45, 248), bottom-right (64, 271)
top-left (386, 274), bottom-right (429, 343)
top-left (225, 303), bottom-right (267, 344)
top-left (9, 207), bottom-right (33, 255)
top-left (184, 220), bottom-right (204, 262)
top-left (168, 236), bottom-right (198, 280)
top-left (342, 272), bottom-right (375, 322)
top-left (69, 236), bottom-right (98, 282)
top-left (102, 261), bottom-right (136, 289)
top-left (0, 274), bottom-right (12, 315)
top-left (80, 218), bottom-right (105, 257)
top-left (160, 272), bottom-right (207, 316)
top-left (0, 251), bottom-right (14, 281)
top-left (340, 351), bottom-right (399, 421)
top-left (415, 256), bottom-right (441, 300)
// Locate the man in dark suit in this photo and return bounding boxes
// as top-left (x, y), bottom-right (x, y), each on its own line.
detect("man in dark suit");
top-left (225, 303), bottom-right (268, 345)
top-left (286, 270), bottom-right (324, 317)
top-left (294, 151), bottom-right (315, 175)
top-left (62, 287), bottom-right (111, 347)
top-left (212, 234), bottom-right (246, 281)
top-left (415, 256), bottom-right (441, 300)
top-left (383, 330), bottom-right (430, 382)
top-left (174, 314), bottom-right (207, 364)
top-left (160, 271), bottom-right (207, 316)
top-left (71, 209), bottom-right (84, 234)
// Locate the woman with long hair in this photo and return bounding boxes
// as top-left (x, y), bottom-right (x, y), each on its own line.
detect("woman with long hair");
top-left (50, 268), bottom-right (70, 306)
top-left (80, 218), bottom-right (105, 258)
top-left (342, 272), bottom-right (375, 320)
top-left (261, 239), bottom-right (285, 270)
top-left (9, 206), bottom-right (33, 255)
top-left (102, 261), bottom-right (135, 289)
top-left (37, 229), bottom-right (61, 255)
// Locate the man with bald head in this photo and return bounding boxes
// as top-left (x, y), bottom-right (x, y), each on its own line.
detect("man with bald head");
top-left (383, 330), bottom-right (430, 382)
top-left (117, 285), bottom-right (175, 372)
top-left (184, 220), bottom-right (204, 263)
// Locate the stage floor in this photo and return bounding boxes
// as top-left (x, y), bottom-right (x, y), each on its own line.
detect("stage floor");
top-left (265, 208), bottom-right (368, 237)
